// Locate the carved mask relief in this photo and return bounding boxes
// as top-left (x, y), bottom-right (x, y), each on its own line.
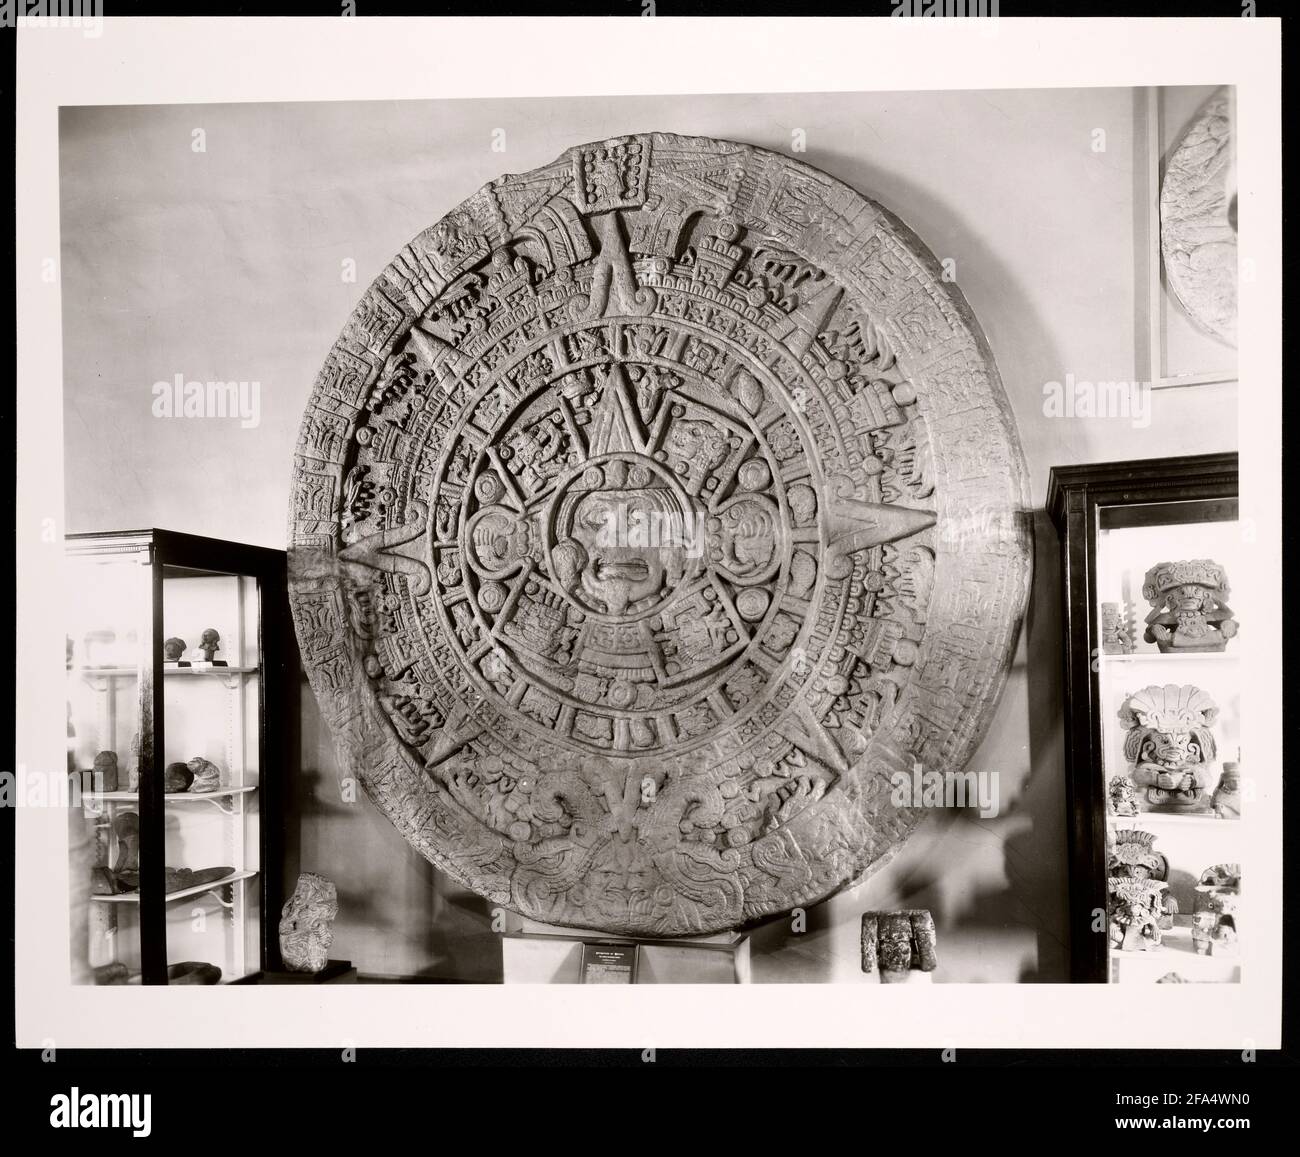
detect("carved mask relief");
top-left (288, 134), bottom-right (1031, 936)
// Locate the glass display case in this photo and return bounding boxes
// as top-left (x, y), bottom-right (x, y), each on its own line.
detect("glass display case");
top-left (65, 530), bottom-right (293, 985)
top-left (1048, 454), bottom-right (1240, 984)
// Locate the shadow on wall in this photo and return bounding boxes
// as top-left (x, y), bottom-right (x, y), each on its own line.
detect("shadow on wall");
top-left (289, 676), bottom-right (502, 981)
top-left (741, 512), bottom-right (1071, 984)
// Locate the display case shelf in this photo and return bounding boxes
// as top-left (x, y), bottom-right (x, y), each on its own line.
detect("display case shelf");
top-left (78, 666), bottom-right (260, 678)
top-left (90, 869), bottom-right (259, 905)
top-left (1101, 652), bottom-right (1238, 664)
top-left (86, 786), bottom-right (258, 803)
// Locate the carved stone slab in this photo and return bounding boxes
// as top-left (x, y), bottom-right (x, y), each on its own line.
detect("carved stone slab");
top-left (1160, 88), bottom-right (1236, 347)
top-left (288, 134), bottom-right (1030, 937)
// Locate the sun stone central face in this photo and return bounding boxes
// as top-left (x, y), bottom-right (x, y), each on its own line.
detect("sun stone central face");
top-left (552, 456), bottom-right (703, 617)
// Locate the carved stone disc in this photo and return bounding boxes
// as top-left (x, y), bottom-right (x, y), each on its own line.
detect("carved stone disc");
top-left (289, 134), bottom-right (1031, 937)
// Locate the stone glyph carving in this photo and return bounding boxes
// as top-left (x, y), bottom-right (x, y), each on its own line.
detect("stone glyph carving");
top-left (1142, 559), bottom-right (1237, 653)
top-left (1119, 683), bottom-right (1218, 813)
top-left (1160, 88), bottom-right (1236, 347)
top-left (288, 134), bottom-right (1031, 937)
top-left (280, 872), bottom-right (339, 972)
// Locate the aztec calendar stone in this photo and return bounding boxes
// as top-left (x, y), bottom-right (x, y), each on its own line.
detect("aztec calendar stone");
top-left (288, 133), bottom-right (1031, 937)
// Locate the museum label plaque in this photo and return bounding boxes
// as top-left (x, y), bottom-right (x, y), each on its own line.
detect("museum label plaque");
top-left (288, 133), bottom-right (1030, 937)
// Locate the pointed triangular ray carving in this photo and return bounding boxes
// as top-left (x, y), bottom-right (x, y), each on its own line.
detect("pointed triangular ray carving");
top-left (338, 499), bottom-right (432, 596)
top-left (586, 363), bottom-right (647, 455)
top-left (827, 498), bottom-right (936, 558)
top-left (779, 695), bottom-right (850, 778)
top-left (766, 278), bottom-right (843, 360)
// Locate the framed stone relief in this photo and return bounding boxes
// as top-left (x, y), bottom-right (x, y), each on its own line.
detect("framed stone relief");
top-left (288, 133), bottom-right (1031, 938)
top-left (1139, 86), bottom-right (1238, 390)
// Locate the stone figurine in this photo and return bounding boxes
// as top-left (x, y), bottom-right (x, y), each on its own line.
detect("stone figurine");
top-left (1212, 761), bottom-right (1241, 820)
top-left (1108, 829), bottom-right (1177, 930)
top-left (1142, 560), bottom-right (1237, 653)
top-left (199, 628), bottom-right (225, 665)
top-left (286, 133), bottom-right (1033, 937)
top-left (861, 909), bottom-right (938, 982)
top-left (1101, 601), bottom-right (1134, 655)
top-left (1119, 684), bottom-right (1218, 812)
top-left (163, 636), bottom-right (189, 664)
top-left (1191, 864), bottom-right (1240, 956)
top-left (186, 756), bottom-right (220, 793)
top-left (1108, 878), bottom-right (1168, 952)
top-left (92, 750), bottom-right (119, 793)
top-left (1107, 775), bottom-right (1138, 817)
top-left (280, 872), bottom-right (339, 973)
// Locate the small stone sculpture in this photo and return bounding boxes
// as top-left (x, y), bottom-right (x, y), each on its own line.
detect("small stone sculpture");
top-left (92, 751), bottom-right (119, 793)
top-left (861, 909), bottom-right (938, 982)
top-left (1101, 602), bottom-right (1134, 655)
top-left (198, 628), bottom-right (225, 665)
top-left (1142, 560), bottom-right (1237, 653)
top-left (1108, 828), bottom-right (1177, 930)
top-left (280, 872), bottom-right (339, 972)
top-left (1212, 761), bottom-right (1241, 820)
top-left (167, 961), bottom-right (223, 984)
top-left (127, 732), bottom-right (141, 792)
top-left (112, 811), bottom-right (140, 875)
top-left (186, 756), bottom-right (220, 793)
top-left (1191, 864), bottom-right (1239, 956)
top-left (92, 962), bottom-right (131, 986)
top-left (1108, 775), bottom-right (1138, 817)
top-left (163, 636), bottom-right (189, 665)
top-left (1108, 878), bottom-right (1168, 951)
top-left (164, 762), bottom-right (194, 793)
top-left (1119, 684), bottom-right (1218, 812)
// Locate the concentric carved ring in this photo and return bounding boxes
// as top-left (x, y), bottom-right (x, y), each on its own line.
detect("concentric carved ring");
top-left (289, 133), bottom-right (1031, 937)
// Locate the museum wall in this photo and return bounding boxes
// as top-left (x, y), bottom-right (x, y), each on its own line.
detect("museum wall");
top-left (60, 89), bottom-right (1238, 982)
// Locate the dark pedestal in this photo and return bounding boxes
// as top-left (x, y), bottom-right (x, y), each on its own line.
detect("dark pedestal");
top-left (233, 959), bottom-right (356, 984)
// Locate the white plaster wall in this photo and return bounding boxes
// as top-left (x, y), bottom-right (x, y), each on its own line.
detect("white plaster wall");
top-left (60, 89), bottom-right (1237, 981)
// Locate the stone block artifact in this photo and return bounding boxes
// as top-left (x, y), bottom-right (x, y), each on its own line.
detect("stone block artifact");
top-left (92, 750), bottom-right (119, 793)
top-left (288, 134), bottom-right (1031, 937)
top-left (280, 872), bottom-right (339, 972)
top-left (861, 909), bottom-right (938, 981)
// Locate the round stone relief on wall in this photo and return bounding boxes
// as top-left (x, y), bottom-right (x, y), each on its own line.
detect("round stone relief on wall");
top-left (288, 134), bottom-right (1031, 938)
top-left (1160, 88), bottom-right (1237, 347)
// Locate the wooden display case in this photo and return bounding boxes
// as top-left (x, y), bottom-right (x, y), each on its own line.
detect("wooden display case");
top-left (65, 529), bottom-right (294, 985)
top-left (1047, 454), bottom-right (1241, 984)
